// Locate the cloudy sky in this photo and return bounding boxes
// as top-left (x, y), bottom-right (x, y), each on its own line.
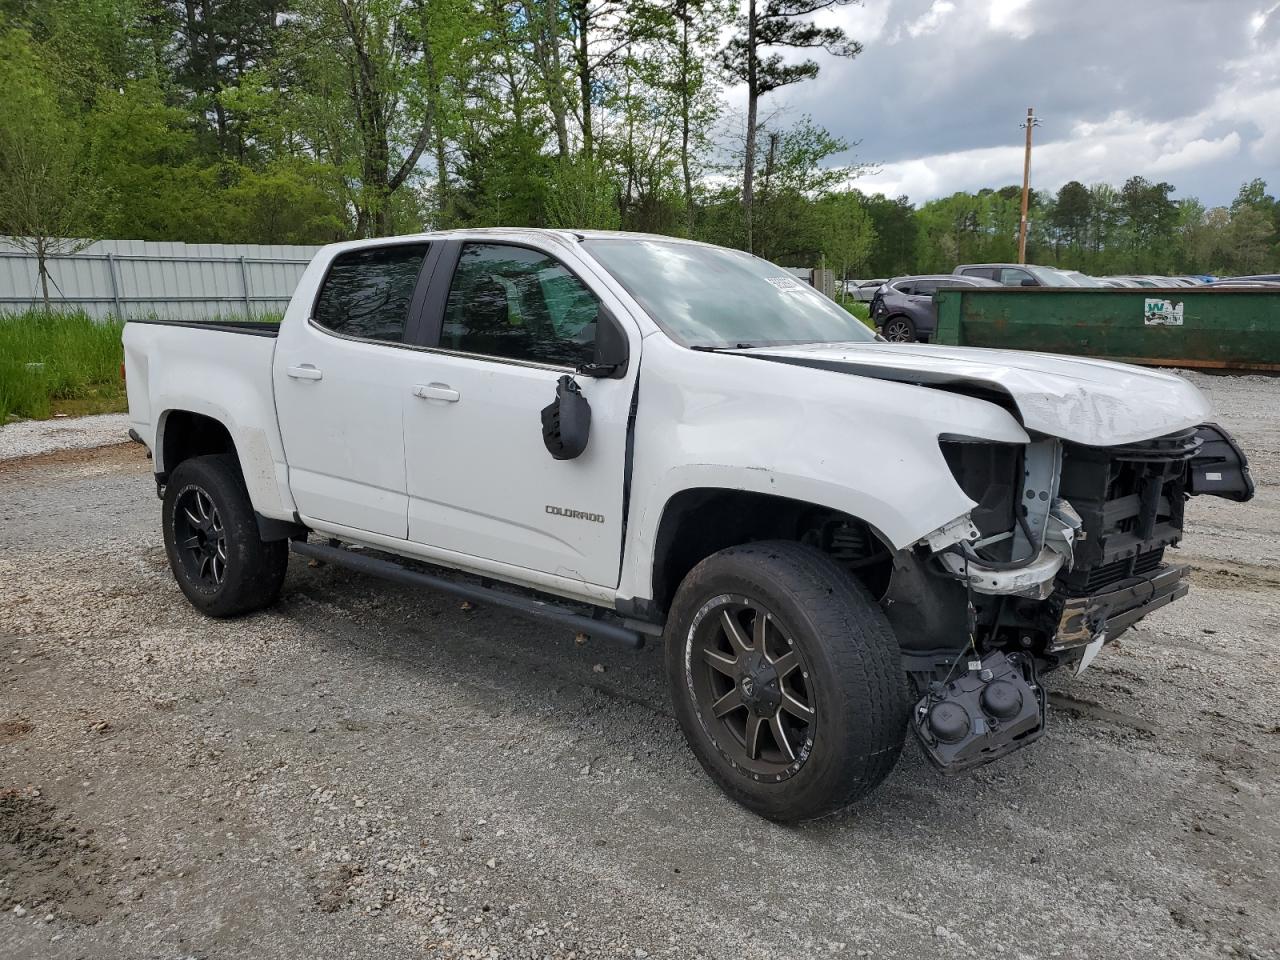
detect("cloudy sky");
top-left (742, 0), bottom-right (1280, 206)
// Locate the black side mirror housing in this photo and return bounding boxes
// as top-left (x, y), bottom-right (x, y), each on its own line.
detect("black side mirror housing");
top-left (577, 307), bottom-right (629, 379)
top-left (541, 375), bottom-right (591, 460)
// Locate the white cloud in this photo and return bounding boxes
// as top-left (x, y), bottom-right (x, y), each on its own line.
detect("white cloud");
top-left (905, 1), bottom-right (957, 39)
top-left (847, 10), bottom-right (1279, 202)
top-left (986, 0), bottom-right (1036, 38)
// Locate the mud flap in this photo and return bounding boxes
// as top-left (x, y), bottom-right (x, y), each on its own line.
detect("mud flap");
top-left (1188, 422), bottom-right (1254, 502)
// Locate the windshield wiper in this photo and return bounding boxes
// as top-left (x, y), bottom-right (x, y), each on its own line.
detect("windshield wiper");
top-left (690, 342), bottom-right (762, 352)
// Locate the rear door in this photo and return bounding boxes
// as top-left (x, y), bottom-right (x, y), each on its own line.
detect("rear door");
top-left (274, 242), bottom-right (437, 538)
top-left (402, 240), bottom-right (639, 587)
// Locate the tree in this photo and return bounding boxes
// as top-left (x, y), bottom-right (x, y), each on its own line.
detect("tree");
top-left (162, 0), bottom-right (286, 157)
top-left (860, 193), bottom-right (916, 277)
top-left (720, 0), bottom-right (861, 252)
top-left (0, 30), bottom-right (105, 307)
top-left (283, 0), bottom-right (437, 236)
top-left (1051, 180), bottom-right (1091, 250)
top-left (665, 0), bottom-right (729, 234)
top-left (815, 191), bottom-right (875, 291)
top-left (1225, 207), bottom-right (1276, 275)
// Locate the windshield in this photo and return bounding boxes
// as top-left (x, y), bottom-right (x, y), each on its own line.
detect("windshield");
top-left (583, 238), bottom-right (876, 349)
top-left (1063, 271), bottom-right (1105, 287)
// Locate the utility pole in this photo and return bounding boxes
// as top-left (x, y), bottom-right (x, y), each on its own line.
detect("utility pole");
top-left (1018, 107), bottom-right (1041, 264)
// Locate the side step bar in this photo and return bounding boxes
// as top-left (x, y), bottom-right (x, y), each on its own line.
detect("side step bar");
top-left (290, 540), bottom-right (646, 650)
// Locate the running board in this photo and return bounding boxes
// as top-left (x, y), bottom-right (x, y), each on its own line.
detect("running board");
top-left (290, 540), bottom-right (645, 650)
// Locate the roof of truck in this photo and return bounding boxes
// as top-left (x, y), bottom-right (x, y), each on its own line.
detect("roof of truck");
top-left (319, 228), bottom-right (714, 257)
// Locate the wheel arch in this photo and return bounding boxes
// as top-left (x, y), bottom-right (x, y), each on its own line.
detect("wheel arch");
top-left (155, 407), bottom-right (296, 527)
top-left (644, 487), bottom-right (897, 620)
top-left (156, 409), bottom-right (236, 480)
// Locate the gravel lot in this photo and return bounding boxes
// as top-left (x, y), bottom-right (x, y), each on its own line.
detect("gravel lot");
top-left (0, 414), bottom-right (130, 462)
top-left (1, 372), bottom-right (1277, 960)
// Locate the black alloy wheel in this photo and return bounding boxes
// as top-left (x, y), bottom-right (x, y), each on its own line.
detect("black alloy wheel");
top-left (687, 594), bottom-right (816, 782)
top-left (173, 486), bottom-right (229, 587)
top-left (161, 454), bottom-right (289, 618)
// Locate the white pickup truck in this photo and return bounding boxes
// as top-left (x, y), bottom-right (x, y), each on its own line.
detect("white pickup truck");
top-left (124, 229), bottom-right (1254, 821)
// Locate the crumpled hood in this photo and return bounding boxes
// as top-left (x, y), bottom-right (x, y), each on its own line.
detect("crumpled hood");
top-left (738, 341), bottom-right (1212, 447)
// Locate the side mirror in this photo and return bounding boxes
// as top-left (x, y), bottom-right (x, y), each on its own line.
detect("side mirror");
top-left (577, 307), bottom-right (629, 379)
top-left (541, 375), bottom-right (591, 460)
top-left (1020, 278), bottom-right (1038, 287)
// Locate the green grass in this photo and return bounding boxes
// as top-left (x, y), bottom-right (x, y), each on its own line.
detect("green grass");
top-left (0, 311), bottom-right (127, 423)
top-left (838, 298), bottom-right (874, 329)
top-left (0, 310), bottom-right (285, 423)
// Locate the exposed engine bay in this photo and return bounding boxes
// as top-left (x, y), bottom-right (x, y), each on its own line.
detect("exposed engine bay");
top-left (885, 421), bottom-right (1254, 774)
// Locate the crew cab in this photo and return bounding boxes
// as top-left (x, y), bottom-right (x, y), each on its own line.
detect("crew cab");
top-left (123, 229), bottom-right (1254, 822)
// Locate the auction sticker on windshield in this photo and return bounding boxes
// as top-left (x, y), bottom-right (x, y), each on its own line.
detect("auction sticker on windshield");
top-left (765, 276), bottom-right (804, 292)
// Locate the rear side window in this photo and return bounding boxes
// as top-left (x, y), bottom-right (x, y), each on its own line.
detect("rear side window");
top-left (313, 244), bottom-right (431, 343)
top-left (959, 267), bottom-right (995, 280)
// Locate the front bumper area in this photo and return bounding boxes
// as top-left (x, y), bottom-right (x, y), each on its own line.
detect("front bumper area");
top-left (1048, 562), bottom-right (1190, 654)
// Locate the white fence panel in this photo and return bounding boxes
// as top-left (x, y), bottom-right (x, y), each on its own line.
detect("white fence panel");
top-left (0, 237), bottom-right (323, 320)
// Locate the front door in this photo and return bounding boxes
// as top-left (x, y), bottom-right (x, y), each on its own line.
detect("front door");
top-left (274, 242), bottom-right (433, 538)
top-left (403, 241), bottom-right (637, 587)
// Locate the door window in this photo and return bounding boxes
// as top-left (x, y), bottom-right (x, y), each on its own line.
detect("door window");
top-left (441, 243), bottom-right (600, 368)
top-left (312, 244), bottom-right (430, 343)
top-left (913, 280), bottom-right (939, 297)
top-left (959, 267), bottom-right (996, 280)
top-left (998, 268), bottom-right (1036, 286)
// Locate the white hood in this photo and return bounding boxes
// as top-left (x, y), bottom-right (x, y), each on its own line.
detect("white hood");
top-left (740, 342), bottom-right (1212, 447)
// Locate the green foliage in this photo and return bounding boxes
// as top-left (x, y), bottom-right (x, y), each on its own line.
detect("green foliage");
top-left (0, 29), bottom-right (108, 303)
top-left (0, 0), bottom-right (1273, 284)
top-left (546, 158), bottom-right (622, 230)
top-left (0, 311), bottom-right (125, 421)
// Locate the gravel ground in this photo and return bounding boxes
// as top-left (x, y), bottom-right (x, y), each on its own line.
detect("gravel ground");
top-left (1, 372), bottom-right (1277, 960)
top-left (0, 414), bottom-right (130, 461)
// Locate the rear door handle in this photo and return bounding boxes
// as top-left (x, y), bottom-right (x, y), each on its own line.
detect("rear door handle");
top-left (413, 383), bottom-right (460, 403)
top-left (286, 364), bottom-right (323, 381)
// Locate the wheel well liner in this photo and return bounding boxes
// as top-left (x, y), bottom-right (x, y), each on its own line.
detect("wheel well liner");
top-left (158, 410), bottom-right (236, 480)
top-left (649, 488), bottom-right (894, 616)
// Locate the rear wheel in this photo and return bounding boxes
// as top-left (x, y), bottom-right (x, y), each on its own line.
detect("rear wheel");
top-left (881, 316), bottom-right (916, 342)
top-left (664, 541), bottom-right (908, 822)
top-left (162, 454), bottom-right (289, 618)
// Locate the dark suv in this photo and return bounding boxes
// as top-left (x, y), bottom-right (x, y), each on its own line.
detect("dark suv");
top-left (871, 274), bottom-right (1000, 342)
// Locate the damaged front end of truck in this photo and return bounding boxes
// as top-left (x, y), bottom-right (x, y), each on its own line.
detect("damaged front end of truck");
top-left (886, 422), bottom-right (1254, 775)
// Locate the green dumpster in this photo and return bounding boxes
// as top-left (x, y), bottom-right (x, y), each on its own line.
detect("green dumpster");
top-left (934, 287), bottom-right (1280, 372)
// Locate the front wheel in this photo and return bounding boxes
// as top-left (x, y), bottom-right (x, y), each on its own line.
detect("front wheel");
top-left (162, 454), bottom-right (289, 618)
top-left (664, 541), bottom-right (908, 822)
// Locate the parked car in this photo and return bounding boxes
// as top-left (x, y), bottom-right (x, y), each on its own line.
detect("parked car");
top-left (870, 274), bottom-right (1000, 342)
top-left (1205, 279), bottom-right (1280, 288)
top-left (849, 278), bottom-right (888, 302)
top-left (1059, 270), bottom-right (1107, 287)
top-left (952, 263), bottom-right (1080, 286)
top-left (123, 229), bottom-right (1255, 822)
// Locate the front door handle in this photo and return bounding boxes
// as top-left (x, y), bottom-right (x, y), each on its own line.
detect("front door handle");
top-left (286, 364), bottom-right (323, 381)
top-left (413, 383), bottom-right (460, 402)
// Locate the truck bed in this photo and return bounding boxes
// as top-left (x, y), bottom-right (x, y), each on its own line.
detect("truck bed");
top-left (127, 318), bottom-right (281, 337)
